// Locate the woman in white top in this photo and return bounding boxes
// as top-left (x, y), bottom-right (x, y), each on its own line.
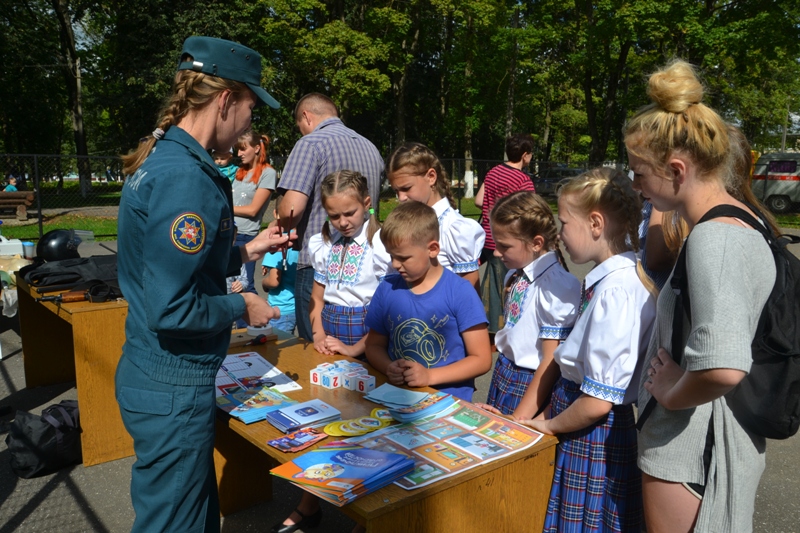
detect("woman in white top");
top-left (524, 168), bottom-right (657, 533)
top-left (386, 142), bottom-right (484, 289)
top-left (308, 170), bottom-right (390, 357)
top-left (473, 191), bottom-right (580, 419)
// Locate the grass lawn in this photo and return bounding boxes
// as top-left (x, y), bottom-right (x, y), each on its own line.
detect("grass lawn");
top-left (1, 214), bottom-right (119, 241)
top-left (3, 194), bottom-right (797, 244)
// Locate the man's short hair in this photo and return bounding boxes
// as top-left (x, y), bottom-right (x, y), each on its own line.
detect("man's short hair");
top-left (505, 133), bottom-right (534, 163)
top-left (294, 93), bottom-right (339, 122)
top-left (381, 202), bottom-right (439, 249)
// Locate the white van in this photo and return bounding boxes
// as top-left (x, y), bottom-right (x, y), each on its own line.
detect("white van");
top-left (751, 152), bottom-right (800, 213)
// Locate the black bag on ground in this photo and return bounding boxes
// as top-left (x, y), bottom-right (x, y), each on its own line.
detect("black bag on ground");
top-left (637, 204), bottom-right (800, 439)
top-left (5, 400), bottom-right (82, 478)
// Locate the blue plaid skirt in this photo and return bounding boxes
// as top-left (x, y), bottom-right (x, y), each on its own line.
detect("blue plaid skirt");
top-left (486, 354), bottom-right (539, 415)
top-left (321, 304), bottom-right (368, 346)
top-left (543, 377), bottom-right (642, 533)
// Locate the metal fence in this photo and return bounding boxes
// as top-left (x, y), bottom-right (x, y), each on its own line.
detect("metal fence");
top-left (0, 154), bottom-right (618, 239)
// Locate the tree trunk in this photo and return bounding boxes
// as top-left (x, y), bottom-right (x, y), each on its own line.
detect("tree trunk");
top-left (504, 7), bottom-right (520, 145)
top-left (394, 18), bottom-right (420, 144)
top-left (52, 0), bottom-right (90, 195)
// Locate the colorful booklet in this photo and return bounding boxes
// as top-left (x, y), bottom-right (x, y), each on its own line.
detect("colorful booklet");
top-left (270, 442), bottom-right (415, 506)
top-left (388, 392), bottom-right (456, 423)
top-left (215, 386), bottom-right (297, 424)
top-left (264, 399), bottom-right (342, 433)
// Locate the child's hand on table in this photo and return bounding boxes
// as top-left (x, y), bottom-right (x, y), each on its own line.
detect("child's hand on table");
top-left (386, 360), bottom-right (406, 386)
top-left (472, 403), bottom-right (503, 415)
top-left (399, 359), bottom-right (430, 388)
top-left (324, 336), bottom-right (350, 357)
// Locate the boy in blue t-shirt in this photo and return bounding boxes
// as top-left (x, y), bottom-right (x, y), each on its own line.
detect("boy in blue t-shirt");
top-left (4, 177), bottom-right (18, 192)
top-left (365, 201), bottom-right (491, 401)
top-left (262, 224), bottom-right (299, 335)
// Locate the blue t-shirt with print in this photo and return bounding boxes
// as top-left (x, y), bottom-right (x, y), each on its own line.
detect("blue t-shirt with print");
top-left (262, 246), bottom-right (299, 313)
top-left (365, 269), bottom-right (488, 401)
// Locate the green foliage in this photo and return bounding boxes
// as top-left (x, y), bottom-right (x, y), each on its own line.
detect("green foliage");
top-left (1, 0), bottom-right (799, 165)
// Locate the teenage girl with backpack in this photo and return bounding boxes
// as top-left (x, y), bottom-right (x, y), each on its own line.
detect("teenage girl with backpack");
top-left (628, 59), bottom-right (776, 533)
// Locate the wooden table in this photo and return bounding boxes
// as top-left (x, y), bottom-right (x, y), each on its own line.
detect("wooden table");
top-left (16, 277), bottom-right (133, 466)
top-left (214, 337), bottom-right (558, 532)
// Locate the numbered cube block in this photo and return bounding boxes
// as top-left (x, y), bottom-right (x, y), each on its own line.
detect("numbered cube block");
top-left (309, 368), bottom-right (322, 386)
top-left (343, 371), bottom-right (361, 391)
top-left (317, 362), bottom-right (335, 371)
top-left (355, 374), bottom-right (376, 393)
top-left (321, 372), bottom-right (333, 389)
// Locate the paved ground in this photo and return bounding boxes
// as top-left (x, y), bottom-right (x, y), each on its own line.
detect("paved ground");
top-left (0, 238), bottom-right (799, 532)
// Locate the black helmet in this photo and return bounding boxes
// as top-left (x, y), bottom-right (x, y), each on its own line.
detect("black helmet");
top-left (36, 229), bottom-right (82, 262)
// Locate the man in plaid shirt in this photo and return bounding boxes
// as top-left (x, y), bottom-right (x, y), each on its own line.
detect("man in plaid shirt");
top-left (277, 93), bottom-right (384, 342)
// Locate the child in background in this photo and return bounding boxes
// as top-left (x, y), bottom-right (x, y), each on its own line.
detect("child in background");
top-left (524, 168), bottom-right (657, 532)
top-left (365, 201), bottom-right (492, 401)
top-left (226, 224), bottom-right (248, 298)
top-left (4, 177), bottom-right (17, 192)
top-left (473, 191), bottom-right (580, 418)
top-left (262, 208), bottom-right (299, 335)
top-left (212, 149), bottom-right (238, 182)
top-left (308, 170), bottom-right (390, 357)
top-left (386, 142), bottom-right (484, 291)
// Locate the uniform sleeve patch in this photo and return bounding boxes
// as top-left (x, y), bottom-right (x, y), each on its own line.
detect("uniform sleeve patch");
top-left (220, 217), bottom-right (232, 233)
top-left (171, 213), bottom-right (206, 254)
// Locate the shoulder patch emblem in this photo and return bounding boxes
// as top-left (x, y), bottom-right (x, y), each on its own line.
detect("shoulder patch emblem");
top-left (171, 213), bottom-right (205, 253)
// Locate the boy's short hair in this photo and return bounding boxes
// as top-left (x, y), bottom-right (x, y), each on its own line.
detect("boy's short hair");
top-left (505, 133), bottom-right (534, 163)
top-left (212, 149), bottom-right (232, 159)
top-left (381, 202), bottom-right (439, 249)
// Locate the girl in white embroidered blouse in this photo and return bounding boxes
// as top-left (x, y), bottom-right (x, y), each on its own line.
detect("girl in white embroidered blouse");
top-left (530, 168), bottom-right (657, 533)
top-left (472, 191), bottom-right (580, 420)
top-left (308, 170), bottom-right (390, 357)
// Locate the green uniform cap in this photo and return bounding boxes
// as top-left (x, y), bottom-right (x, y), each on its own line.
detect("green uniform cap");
top-left (178, 36), bottom-right (279, 109)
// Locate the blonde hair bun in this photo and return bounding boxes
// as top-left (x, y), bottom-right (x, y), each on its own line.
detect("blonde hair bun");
top-left (647, 60), bottom-right (704, 113)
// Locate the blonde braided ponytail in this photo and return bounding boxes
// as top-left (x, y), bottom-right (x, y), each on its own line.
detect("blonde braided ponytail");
top-left (121, 68), bottom-right (248, 176)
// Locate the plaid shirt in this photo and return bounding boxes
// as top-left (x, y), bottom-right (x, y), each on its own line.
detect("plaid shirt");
top-left (278, 118), bottom-right (384, 267)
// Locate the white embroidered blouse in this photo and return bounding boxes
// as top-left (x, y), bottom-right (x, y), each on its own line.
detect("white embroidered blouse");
top-left (495, 251), bottom-right (581, 370)
top-left (309, 222), bottom-right (391, 308)
top-left (554, 252), bottom-right (656, 405)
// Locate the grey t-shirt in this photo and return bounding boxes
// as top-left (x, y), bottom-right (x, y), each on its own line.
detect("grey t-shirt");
top-left (638, 221), bottom-right (775, 532)
top-left (232, 167), bottom-right (276, 236)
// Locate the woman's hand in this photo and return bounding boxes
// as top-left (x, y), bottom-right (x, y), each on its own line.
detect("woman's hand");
top-left (240, 293), bottom-right (279, 327)
top-left (244, 226), bottom-right (293, 262)
top-left (643, 348), bottom-right (685, 408)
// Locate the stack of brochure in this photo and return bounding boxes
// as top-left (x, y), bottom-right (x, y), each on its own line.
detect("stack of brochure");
top-left (387, 392), bottom-right (457, 423)
top-left (265, 399), bottom-right (342, 433)
top-left (364, 383), bottom-right (429, 408)
top-left (270, 442), bottom-right (415, 506)
top-left (364, 384), bottom-right (456, 422)
top-left (216, 386), bottom-right (298, 424)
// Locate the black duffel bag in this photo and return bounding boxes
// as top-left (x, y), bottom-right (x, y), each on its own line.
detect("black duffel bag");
top-left (5, 400), bottom-right (83, 478)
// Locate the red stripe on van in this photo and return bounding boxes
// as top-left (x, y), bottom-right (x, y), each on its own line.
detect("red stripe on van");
top-left (751, 174), bottom-right (800, 181)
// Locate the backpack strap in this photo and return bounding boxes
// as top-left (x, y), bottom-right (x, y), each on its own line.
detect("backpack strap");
top-left (637, 203), bottom-right (768, 431)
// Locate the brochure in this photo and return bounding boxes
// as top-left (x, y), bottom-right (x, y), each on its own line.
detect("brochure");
top-left (265, 399), bottom-right (342, 433)
top-left (270, 443), bottom-right (415, 506)
top-left (347, 402), bottom-right (544, 490)
top-left (215, 386), bottom-right (297, 424)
